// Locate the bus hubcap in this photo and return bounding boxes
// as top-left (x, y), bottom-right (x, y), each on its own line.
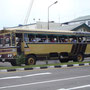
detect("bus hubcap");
top-left (77, 55), bottom-right (82, 62)
top-left (28, 58), bottom-right (34, 65)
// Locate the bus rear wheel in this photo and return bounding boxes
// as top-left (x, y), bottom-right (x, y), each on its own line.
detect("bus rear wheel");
top-left (73, 53), bottom-right (84, 62)
top-left (26, 55), bottom-right (36, 65)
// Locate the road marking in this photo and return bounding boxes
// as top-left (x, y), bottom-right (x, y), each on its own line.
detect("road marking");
top-left (20, 72), bottom-right (51, 78)
top-left (0, 72), bottom-right (51, 80)
top-left (58, 84), bottom-right (90, 90)
top-left (0, 76), bottom-right (20, 80)
top-left (0, 75), bottom-right (90, 89)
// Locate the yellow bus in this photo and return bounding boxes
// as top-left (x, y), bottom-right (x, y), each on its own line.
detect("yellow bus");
top-left (0, 28), bottom-right (90, 66)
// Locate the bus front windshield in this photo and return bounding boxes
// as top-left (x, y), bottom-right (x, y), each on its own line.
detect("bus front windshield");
top-left (0, 33), bottom-right (15, 47)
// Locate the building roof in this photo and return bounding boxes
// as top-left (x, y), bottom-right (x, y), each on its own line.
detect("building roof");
top-left (70, 15), bottom-right (90, 22)
top-left (62, 15), bottom-right (90, 24)
top-left (4, 22), bottom-right (60, 30)
top-left (59, 23), bottom-right (90, 31)
top-left (3, 23), bottom-right (36, 30)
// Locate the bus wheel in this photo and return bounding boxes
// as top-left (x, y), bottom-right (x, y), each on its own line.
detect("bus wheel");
top-left (73, 54), bottom-right (84, 62)
top-left (11, 60), bottom-right (17, 66)
top-left (59, 59), bottom-right (69, 63)
top-left (26, 55), bottom-right (36, 65)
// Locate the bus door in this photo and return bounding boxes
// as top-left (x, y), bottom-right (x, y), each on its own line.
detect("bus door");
top-left (16, 33), bottom-right (24, 55)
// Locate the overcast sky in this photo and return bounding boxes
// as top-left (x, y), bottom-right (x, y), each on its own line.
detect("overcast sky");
top-left (0, 0), bottom-right (90, 29)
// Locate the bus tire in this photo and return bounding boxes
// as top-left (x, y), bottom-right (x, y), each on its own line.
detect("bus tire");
top-left (11, 60), bottom-right (17, 66)
top-left (59, 59), bottom-right (69, 63)
top-left (73, 53), bottom-right (84, 62)
top-left (26, 55), bottom-right (36, 65)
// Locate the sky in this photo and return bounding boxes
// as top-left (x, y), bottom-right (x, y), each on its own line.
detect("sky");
top-left (0, 0), bottom-right (90, 29)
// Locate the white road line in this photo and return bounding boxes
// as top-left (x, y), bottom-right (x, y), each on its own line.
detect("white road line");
top-left (0, 76), bottom-right (20, 80)
top-left (0, 75), bottom-right (90, 89)
top-left (20, 72), bottom-right (51, 78)
top-left (58, 84), bottom-right (90, 90)
top-left (0, 72), bottom-right (51, 80)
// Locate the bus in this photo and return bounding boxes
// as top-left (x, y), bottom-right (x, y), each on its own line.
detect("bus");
top-left (0, 28), bottom-right (90, 66)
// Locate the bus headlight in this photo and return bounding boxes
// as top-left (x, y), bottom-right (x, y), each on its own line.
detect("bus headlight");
top-left (8, 54), bottom-right (12, 57)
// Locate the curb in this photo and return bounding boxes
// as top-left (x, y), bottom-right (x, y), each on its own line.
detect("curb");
top-left (0, 63), bottom-right (90, 72)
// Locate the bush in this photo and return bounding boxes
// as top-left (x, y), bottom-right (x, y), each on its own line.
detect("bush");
top-left (15, 54), bottom-right (25, 66)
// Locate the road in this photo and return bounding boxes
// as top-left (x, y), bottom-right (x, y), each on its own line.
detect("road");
top-left (0, 66), bottom-right (90, 90)
top-left (0, 57), bottom-right (90, 67)
top-left (0, 60), bottom-right (60, 67)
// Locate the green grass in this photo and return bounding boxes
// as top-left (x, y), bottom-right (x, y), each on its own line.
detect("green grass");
top-left (0, 61), bottom-right (90, 70)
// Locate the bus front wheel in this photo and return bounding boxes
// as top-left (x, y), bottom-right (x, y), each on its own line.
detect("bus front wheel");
top-left (73, 54), bottom-right (84, 62)
top-left (26, 55), bottom-right (36, 65)
top-left (11, 60), bottom-right (17, 66)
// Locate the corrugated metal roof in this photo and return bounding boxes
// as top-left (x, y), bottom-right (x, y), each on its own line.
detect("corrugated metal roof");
top-left (59, 23), bottom-right (86, 31)
top-left (70, 15), bottom-right (90, 22)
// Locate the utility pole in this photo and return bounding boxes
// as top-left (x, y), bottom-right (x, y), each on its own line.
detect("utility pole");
top-left (48, 1), bottom-right (58, 29)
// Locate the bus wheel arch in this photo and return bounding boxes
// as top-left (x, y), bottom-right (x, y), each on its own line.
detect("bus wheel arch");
top-left (25, 54), bottom-right (37, 65)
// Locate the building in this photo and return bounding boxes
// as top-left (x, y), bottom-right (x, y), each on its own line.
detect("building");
top-left (4, 21), bottom-right (90, 32)
top-left (59, 23), bottom-right (90, 32)
top-left (63, 15), bottom-right (90, 27)
top-left (4, 21), bottom-right (60, 30)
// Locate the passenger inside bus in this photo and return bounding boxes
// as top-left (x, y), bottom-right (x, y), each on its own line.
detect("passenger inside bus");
top-left (71, 38), bottom-right (77, 43)
top-left (44, 38), bottom-right (49, 43)
top-left (23, 33), bottom-right (88, 44)
top-left (17, 38), bottom-right (22, 54)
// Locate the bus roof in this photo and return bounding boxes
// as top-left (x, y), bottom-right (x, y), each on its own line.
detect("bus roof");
top-left (1, 28), bottom-right (90, 36)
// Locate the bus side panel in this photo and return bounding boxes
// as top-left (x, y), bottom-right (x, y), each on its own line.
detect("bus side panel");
top-left (85, 43), bottom-right (90, 54)
top-left (71, 43), bottom-right (87, 55)
top-left (24, 43), bottom-right (73, 55)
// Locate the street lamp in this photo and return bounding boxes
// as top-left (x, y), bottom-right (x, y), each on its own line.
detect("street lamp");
top-left (48, 1), bottom-right (58, 29)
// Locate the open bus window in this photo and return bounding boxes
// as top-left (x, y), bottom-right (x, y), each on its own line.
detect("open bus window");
top-left (28, 34), bottom-right (35, 42)
top-left (59, 36), bottom-right (69, 43)
top-left (48, 35), bottom-right (58, 43)
top-left (86, 37), bottom-right (90, 42)
top-left (28, 34), bottom-right (46, 43)
top-left (36, 34), bottom-right (46, 42)
top-left (24, 33), bottom-right (29, 43)
top-left (23, 33), bottom-right (88, 44)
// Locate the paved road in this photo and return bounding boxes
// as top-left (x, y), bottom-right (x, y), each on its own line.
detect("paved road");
top-left (0, 57), bottom-right (90, 67)
top-left (0, 66), bottom-right (90, 90)
top-left (0, 60), bottom-right (60, 67)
